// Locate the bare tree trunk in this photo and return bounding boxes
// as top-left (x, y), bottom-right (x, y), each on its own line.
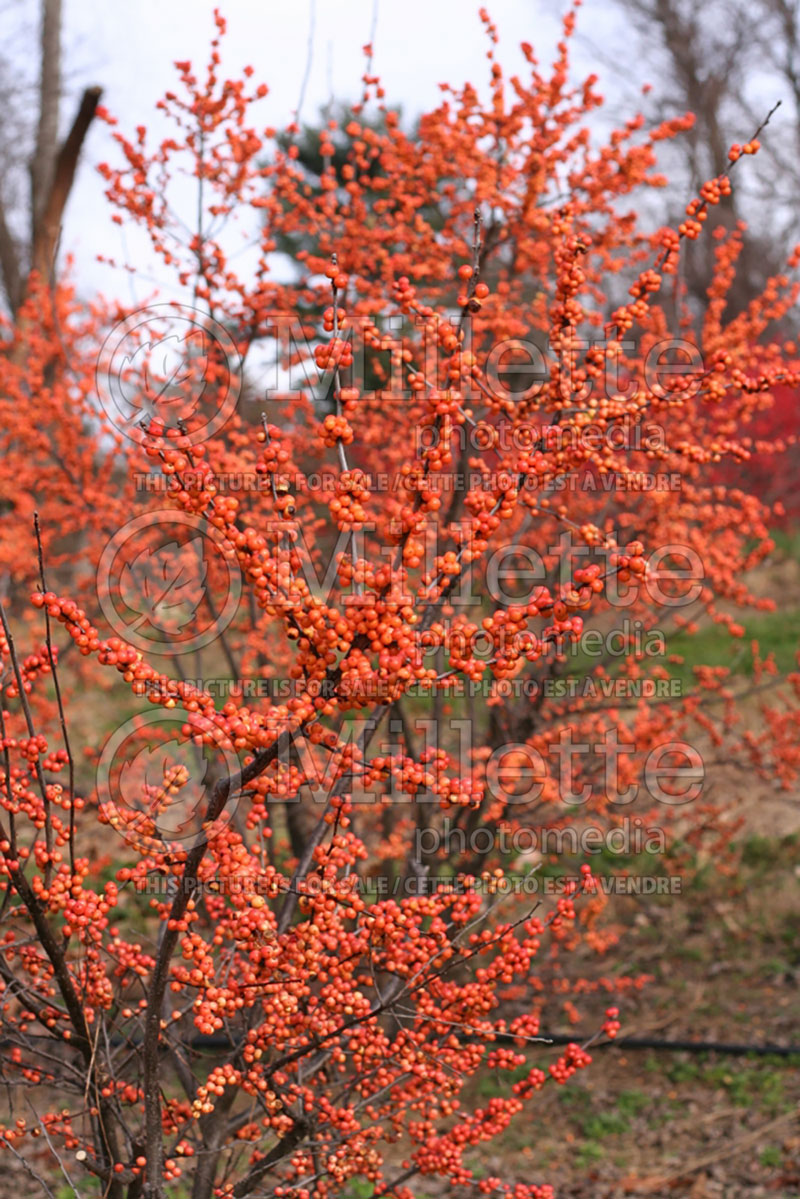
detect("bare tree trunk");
top-left (0, 0), bottom-right (101, 314)
top-left (0, 202), bottom-right (21, 312)
top-left (30, 83), bottom-right (102, 284)
top-left (602, 0), bottom-right (789, 314)
top-left (30, 0), bottom-right (62, 243)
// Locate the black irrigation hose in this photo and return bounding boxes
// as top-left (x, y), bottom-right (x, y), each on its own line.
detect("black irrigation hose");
top-left (530, 1033), bottom-right (800, 1058)
top-left (5, 1029), bottom-right (797, 1058)
top-left (184, 1032), bottom-right (800, 1058)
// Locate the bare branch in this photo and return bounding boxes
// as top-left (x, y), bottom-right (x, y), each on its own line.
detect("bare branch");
top-left (30, 0), bottom-right (62, 240)
top-left (31, 84), bottom-right (102, 284)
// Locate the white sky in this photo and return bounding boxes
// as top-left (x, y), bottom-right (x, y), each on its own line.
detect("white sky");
top-left (3, 0), bottom-right (792, 306)
top-left (49, 0), bottom-right (626, 301)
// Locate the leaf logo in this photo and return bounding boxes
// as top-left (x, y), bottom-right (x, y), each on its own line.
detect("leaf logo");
top-left (97, 304), bottom-right (241, 446)
top-left (117, 328), bottom-right (209, 421)
top-left (118, 741), bottom-right (210, 842)
top-left (118, 537), bottom-right (208, 635)
top-left (98, 511), bottom-right (242, 655)
top-left (97, 709), bottom-right (244, 854)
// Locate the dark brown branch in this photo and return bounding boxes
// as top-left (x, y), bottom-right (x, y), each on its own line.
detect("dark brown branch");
top-left (142, 727), bottom-right (295, 1198)
top-left (34, 512), bottom-right (76, 873)
top-left (0, 605), bottom-right (126, 1197)
top-left (30, 0), bottom-right (62, 241)
top-left (275, 701), bottom-right (390, 937)
top-left (0, 203), bottom-right (22, 314)
top-left (230, 1119), bottom-right (308, 1199)
top-left (31, 85), bottom-right (103, 284)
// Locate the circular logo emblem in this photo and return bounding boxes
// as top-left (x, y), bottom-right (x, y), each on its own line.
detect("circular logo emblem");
top-left (97, 510), bottom-right (242, 655)
top-left (95, 303), bottom-right (241, 445)
top-left (96, 709), bottom-right (243, 854)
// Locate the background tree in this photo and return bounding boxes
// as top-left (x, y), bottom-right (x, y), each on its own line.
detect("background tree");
top-left (0, 0), bottom-right (101, 314)
top-left (597, 0), bottom-right (800, 313)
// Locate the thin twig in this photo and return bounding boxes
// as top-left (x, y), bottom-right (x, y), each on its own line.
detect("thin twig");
top-left (295, 0), bottom-right (316, 127)
top-left (34, 511), bottom-right (76, 874)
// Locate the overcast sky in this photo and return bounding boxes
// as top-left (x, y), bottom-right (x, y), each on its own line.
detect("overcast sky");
top-left (3, 0), bottom-right (646, 302)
